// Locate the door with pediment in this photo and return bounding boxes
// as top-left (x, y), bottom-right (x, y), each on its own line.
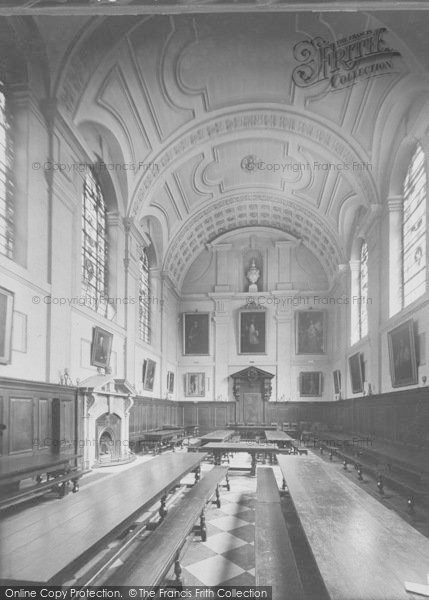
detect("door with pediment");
top-left (238, 380), bottom-right (264, 424)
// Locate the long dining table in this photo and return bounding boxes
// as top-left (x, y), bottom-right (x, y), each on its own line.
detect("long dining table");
top-left (277, 453), bottom-right (429, 600)
top-left (0, 452), bottom-right (206, 584)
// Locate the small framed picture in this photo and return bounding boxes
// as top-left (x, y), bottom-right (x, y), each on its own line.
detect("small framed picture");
top-left (90, 326), bottom-right (113, 369)
top-left (387, 319), bottom-right (418, 387)
top-left (333, 370), bottom-right (342, 394)
top-left (349, 352), bottom-right (364, 394)
top-left (185, 372), bottom-right (205, 397)
top-left (296, 311), bottom-right (325, 354)
top-left (239, 310), bottom-right (266, 354)
top-left (143, 359), bottom-right (156, 391)
top-left (299, 372), bottom-right (323, 397)
top-left (183, 313), bottom-right (210, 355)
top-left (167, 371), bottom-right (175, 393)
top-left (0, 286), bottom-right (14, 365)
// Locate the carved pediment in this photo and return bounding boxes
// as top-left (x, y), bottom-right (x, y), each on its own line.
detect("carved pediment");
top-left (230, 366), bottom-right (274, 381)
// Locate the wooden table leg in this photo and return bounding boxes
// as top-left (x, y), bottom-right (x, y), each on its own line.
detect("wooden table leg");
top-left (250, 453), bottom-right (257, 476)
top-left (159, 494), bottom-right (168, 519)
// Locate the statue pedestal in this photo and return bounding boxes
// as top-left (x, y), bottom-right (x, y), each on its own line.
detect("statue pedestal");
top-left (248, 283), bottom-right (258, 293)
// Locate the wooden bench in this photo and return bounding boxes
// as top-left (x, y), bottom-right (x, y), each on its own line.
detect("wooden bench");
top-left (108, 466), bottom-right (229, 587)
top-left (0, 453), bottom-right (83, 511)
top-left (317, 437), bottom-right (429, 506)
top-left (255, 467), bottom-right (305, 600)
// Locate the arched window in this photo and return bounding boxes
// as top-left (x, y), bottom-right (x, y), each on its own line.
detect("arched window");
top-left (81, 169), bottom-right (108, 314)
top-left (0, 84), bottom-right (13, 258)
top-left (138, 248), bottom-right (151, 343)
top-left (359, 241), bottom-right (368, 339)
top-left (402, 144), bottom-right (427, 307)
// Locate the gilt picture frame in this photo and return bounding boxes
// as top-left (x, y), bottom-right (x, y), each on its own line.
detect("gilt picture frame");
top-left (387, 320), bottom-right (418, 388)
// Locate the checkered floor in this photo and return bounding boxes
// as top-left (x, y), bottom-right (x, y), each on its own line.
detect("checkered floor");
top-left (165, 453), bottom-right (271, 587)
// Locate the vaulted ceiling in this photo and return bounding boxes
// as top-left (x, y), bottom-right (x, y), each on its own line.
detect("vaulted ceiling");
top-left (20, 11), bottom-right (429, 288)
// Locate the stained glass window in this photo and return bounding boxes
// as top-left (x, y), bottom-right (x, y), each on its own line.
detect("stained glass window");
top-left (139, 248), bottom-right (151, 343)
top-left (81, 170), bottom-right (108, 314)
top-left (403, 144), bottom-right (427, 307)
top-left (359, 241), bottom-right (368, 339)
top-left (0, 85), bottom-right (13, 258)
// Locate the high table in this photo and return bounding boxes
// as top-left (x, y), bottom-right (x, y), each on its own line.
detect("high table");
top-left (0, 452), bottom-right (206, 584)
top-left (195, 442), bottom-right (289, 476)
top-left (141, 428), bottom-right (184, 453)
top-left (264, 430), bottom-right (294, 448)
top-left (226, 424), bottom-right (277, 439)
top-left (277, 453), bottom-right (429, 600)
top-left (200, 430), bottom-right (233, 443)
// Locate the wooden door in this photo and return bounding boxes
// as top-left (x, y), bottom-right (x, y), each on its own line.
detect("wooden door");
top-left (242, 393), bottom-right (263, 424)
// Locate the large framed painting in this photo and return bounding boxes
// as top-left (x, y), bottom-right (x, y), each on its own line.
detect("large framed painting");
top-left (143, 358), bottom-right (156, 391)
top-left (0, 287), bottom-right (14, 364)
top-left (299, 372), bottom-right (323, 397)
top-left (296, 311), bottom-right (325, 354)
top-left (90, 326), bottom-right (113, 369)
top-left (387, 320), bottom-right (418, 388)
top-left (167, 371), bottom-right (175, 393)
top-left (183, 313), bottom-right (209, 355)
top-left (349, 352), bottom-right (364, 394)
top-left (239, 310), bottom-right (266, 354)
top-left (185, 372), bottom-right (205, 397)
top-left (333, 370), bottom-right (342, 394)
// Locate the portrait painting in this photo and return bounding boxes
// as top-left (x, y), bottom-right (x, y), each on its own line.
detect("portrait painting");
top-left (388, 320), bottom-right (418, 387)
top-left (185, 372), bottom-right (205, 397)
top-left (167, 371), bottom-right (175, 393)
top-left (299, 372), bottom-right (323, 397)
top-left (90, 326), bottom-right (113, 369)
top-left (349, 352), bottom-right (364, 394)
top-left (143, 358), bottom-right (156, 391)
top-left (296, 311), bottom-right (325, 354)
top-left (0, 286), bottom-right (14, 365)
top-left (239, 310), bottom-right (266, 354)
top-left (183, 313), bottom-right (209, 355)
top-left (333, 370), bottom-right (342, 394)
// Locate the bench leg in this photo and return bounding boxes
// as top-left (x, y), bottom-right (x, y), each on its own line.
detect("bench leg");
top-left (215, 484), bottom-right (221, 509)
top-left (159, 494), bottom-right (168, 519)
top-left (250, 453), bottom-right (257, 477)
top-left (194, 466), bottom-right (201, 484)
top-left (174, 551), bottom-right (183, 588)
top-left (200, 508), bottom-right (207, 541)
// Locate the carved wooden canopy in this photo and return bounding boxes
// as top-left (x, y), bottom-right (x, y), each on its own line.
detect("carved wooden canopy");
top-left (230, 366), bottom-right (274, 402)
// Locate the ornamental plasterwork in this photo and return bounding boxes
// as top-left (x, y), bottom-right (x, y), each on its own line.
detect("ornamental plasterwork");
top-left (131, 109), bottom-right (378, 219)
top-left (163, 193), bottom-right (343, 290)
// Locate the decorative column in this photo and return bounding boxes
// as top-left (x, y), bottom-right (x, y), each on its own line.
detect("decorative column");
top-left (210, 295), bottom-right (232, 400)
top-left (211, 244), bottom-right (232, 292)
top-left (275, 300), bottom-right (293, 400)
top-left (274, 241), bottom-right (296, 290)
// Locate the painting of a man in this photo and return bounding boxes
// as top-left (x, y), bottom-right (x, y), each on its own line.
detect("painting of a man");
top-left (183, 313), bottom-right (209, 355)
top-left (296, 311), bottom-right (325, 354)
top-left (91, 326), bottom-right (113, 368)
top-left (388, 320), bottom-right (417, 387)
top-left (240, 311), bottom-right (266, 354)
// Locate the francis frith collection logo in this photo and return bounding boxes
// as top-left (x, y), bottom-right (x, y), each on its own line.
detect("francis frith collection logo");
top-left (292, 28), bottom-right (401, 90)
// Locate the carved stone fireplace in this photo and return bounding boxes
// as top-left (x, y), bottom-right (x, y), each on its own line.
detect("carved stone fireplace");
top-left (78, 375), bottom-right (135, 469)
